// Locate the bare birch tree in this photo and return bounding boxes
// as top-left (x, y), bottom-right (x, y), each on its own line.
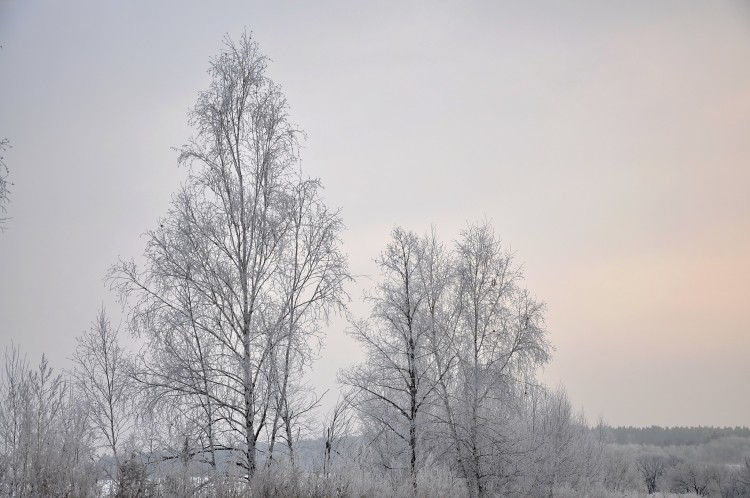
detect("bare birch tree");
top-left (321, 395), bottom-right (355, 477)
top-left (71, 307), bottom-right (132, 482)
top-left (341, 228), bottom-right (441, 495)
top-left (109, 32), bottom-right (349, 479)
top-left (449, 221), bottom-right (551, 497)
top-left (267, 176), bottom-right (349, 468)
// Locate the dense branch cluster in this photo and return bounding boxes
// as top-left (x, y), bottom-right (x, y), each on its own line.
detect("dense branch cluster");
top-left (0, 347), bottom-right (97, 496)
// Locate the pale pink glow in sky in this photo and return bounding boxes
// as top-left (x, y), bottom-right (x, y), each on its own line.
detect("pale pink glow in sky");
top-left (0, 0), bottom-right (748, 427)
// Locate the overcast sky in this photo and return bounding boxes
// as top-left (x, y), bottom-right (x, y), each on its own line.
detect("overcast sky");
top-left (1, 0), bottom-right (749, 427)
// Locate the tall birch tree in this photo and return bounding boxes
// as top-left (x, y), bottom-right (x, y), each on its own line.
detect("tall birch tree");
top-left (341, 228), bottom-right (442, 495)
top-left (450, 221), bottom-right (551, 497)
top-left (110, 32), bottom-right (349, 478)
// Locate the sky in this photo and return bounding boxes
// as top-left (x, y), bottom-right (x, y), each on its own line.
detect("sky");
top-left (1, 0), bottom-right (749, 428)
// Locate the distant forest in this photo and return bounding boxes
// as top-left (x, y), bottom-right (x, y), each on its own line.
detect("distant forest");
top-left (608, 426), bottom-right (750, 446)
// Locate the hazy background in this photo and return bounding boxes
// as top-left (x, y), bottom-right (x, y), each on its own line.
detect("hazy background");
top-left (1, 0), bottom-right (748, 427)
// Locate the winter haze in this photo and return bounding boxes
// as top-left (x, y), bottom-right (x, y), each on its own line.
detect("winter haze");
top-left (1, 0), bottom-right (749, 430)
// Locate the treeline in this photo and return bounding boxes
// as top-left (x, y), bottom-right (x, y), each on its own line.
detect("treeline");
top-left (602, 442), bottom-right (750, 496)
top-left (609, 426), bottom-right (750, 446)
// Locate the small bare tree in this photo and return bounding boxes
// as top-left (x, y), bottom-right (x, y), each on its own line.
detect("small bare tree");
top-left (635, 453), bottom-right (671, 494)
top-left (517, 388), bottom-right (605, 497)
top-left (669, 461), bottom-right (710, 496)
top-left (72, 307), bottom-right (132, 483)
top-left (322, 395), bottom-right (355, 477)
